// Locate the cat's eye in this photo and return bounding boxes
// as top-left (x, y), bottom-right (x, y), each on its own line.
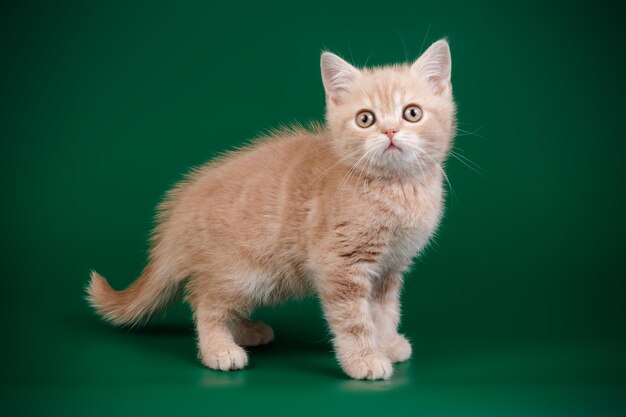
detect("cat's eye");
top-left (402, 105), bottom-right (423, 123)
top-left (355, 110), bottom-right (376, 128)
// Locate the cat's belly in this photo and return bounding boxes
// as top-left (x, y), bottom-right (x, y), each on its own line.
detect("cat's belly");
top-left (236, 259), bottom-right (315, 306)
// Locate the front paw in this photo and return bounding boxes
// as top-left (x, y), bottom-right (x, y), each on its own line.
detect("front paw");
top-left (200, 344), bottom-right (249, 371)
top-left (342, 353), bottom-right (393, 380)
top-left (385, 334), bottom-right (412, 362)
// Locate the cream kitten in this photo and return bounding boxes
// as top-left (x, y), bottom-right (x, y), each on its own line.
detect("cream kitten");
top-left (87, 39), bottom-right (456, 380)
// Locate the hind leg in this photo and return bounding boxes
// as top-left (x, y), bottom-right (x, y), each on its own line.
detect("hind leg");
top-left (232, 318), bottom-right (274, 347)
top-left (193, 298), bottom-right (249, 371)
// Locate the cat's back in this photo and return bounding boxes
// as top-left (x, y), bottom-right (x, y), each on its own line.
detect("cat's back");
top-left (196, 126), bottom-right (326, 191)
top-left (164, 127), bottom-right (329, 224)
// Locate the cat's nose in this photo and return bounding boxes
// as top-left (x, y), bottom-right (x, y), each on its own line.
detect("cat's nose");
top-left (383, 128), bottom-right (398, 140)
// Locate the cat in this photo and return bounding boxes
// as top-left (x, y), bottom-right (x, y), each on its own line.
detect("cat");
top-left (87, 39), bottom-right (456, 380)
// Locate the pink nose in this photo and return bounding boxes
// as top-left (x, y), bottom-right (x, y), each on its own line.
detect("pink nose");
top-left (383, 128), bottom-right (398, 139)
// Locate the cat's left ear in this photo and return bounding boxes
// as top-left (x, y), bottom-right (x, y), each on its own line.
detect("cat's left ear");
top-left (321, 52), bottom-right (360, 105)
top-left (411, 39), bottom-right (452, 95)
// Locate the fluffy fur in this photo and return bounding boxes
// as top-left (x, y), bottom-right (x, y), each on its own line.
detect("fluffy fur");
top-left (87, 39), bottom-right (456, 380)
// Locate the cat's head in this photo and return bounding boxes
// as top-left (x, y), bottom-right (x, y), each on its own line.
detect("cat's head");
top-left (321, 39), bottom-right (456, 179)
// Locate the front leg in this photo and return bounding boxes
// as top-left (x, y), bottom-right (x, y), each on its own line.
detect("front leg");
top-left (371, 272), bottom-right (412, 362)
top-left (319, 266), bottom-right (393, 380)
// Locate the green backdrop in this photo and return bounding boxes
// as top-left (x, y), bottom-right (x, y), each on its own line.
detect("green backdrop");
top-left (2, 1), bottom-right (625, 416)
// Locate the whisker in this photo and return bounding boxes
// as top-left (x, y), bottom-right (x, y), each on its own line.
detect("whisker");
top-left (336, 149), bottom-right (371, 197)
top-left (449, 150), bottom-right (483, 176)
top-left (456, 126), bottom-right (484, 139)
top-left (336, 146), bottom-right (378, 200)
top-left (396, 29), bottom-right (409, 63)
top-left (419, 23), bottom-right (432, 56)
top-left (417, 146), bottom-right (456, 203)
top-left (354, 146), bottom-right (379, 199)
top-left (310, 145), bottom-right (365, 187)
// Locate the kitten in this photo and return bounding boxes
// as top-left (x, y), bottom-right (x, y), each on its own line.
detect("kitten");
top-left (87, 39), bottom-right (456, 380)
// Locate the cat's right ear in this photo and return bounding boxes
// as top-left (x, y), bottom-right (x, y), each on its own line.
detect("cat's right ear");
top-left (321, 52), bottom-right (360, 105)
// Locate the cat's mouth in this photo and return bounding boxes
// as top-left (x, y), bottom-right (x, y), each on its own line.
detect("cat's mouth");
top-left (385, 143), bottom-right (402, 152)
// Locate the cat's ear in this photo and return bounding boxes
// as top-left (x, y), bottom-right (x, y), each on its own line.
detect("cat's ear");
top-left (321, 52), bottom-right (360, 105)
top-left (411, 39), bottom-right (452, 95)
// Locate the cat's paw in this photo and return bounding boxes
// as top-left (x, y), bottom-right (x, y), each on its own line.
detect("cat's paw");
top-left (235, 320), bottom-right (274, 347)
top-left (385, 334), bottom-right (412, 362)
top-left (342, 353), bottom-right (393, 380)
top-left (201, 344), bottom-right (248, 371)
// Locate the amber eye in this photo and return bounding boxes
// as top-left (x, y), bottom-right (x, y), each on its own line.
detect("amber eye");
top-left (402, 105), bottom-right (423, 123)
top-left (355, 110), bottom-right (376, 128)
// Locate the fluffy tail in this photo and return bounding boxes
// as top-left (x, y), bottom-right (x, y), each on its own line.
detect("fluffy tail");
top-left (86, 263), bottom-right (180, 326)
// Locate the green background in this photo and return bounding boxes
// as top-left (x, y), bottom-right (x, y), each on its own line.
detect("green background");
top-left (2, 1), bottom-right (625, 416)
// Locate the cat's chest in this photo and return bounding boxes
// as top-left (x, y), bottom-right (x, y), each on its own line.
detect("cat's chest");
top-left (376, 180), bottom-right (444, 270)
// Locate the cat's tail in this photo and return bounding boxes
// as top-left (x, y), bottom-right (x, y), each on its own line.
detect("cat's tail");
top-left (86, 262), bottom-right (180, 327)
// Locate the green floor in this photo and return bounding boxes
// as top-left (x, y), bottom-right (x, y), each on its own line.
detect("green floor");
top-left (8, 301), bottom-right (626, 416)
top-left (2, 1), bottom-right (625, 416)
